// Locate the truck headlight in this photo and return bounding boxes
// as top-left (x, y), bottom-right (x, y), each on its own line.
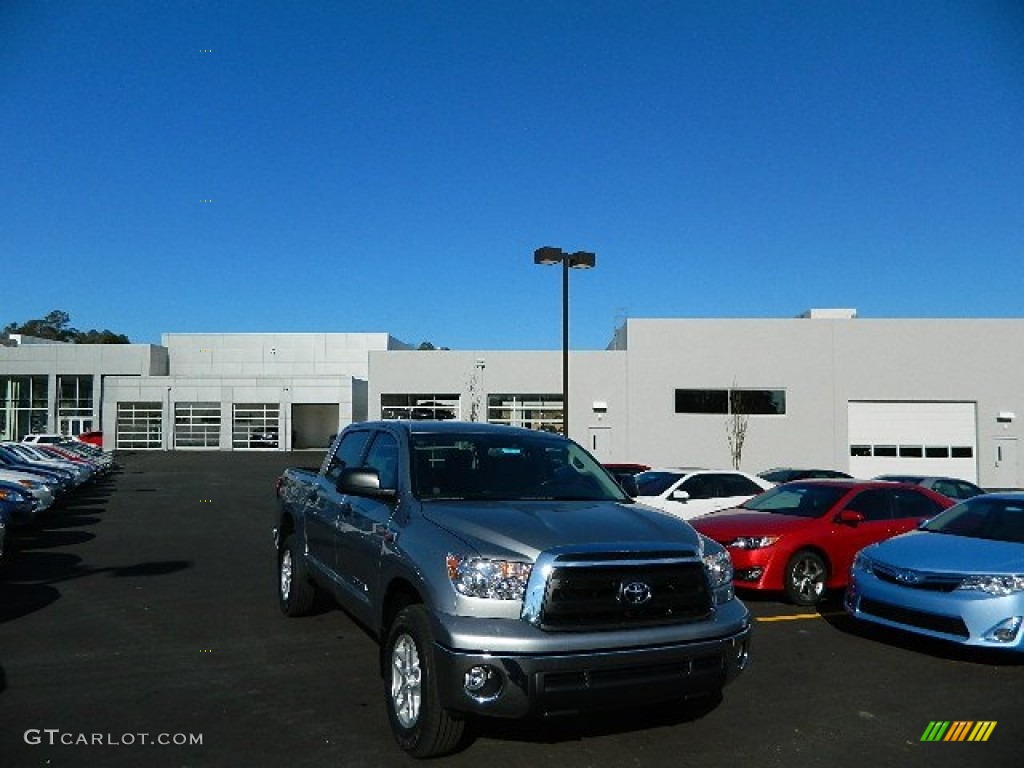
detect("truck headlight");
top-left (703, 548), bottom-right (734, 589)
top-left (446, 554), bottom-right (533, 600)
top-left (958, 575), bottom-right (1024, 596)
top-left (701, 542), bottom-right (735, 604)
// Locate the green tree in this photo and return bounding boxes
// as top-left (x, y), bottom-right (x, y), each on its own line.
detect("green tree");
top-left (4, 310), bottom-right (130, 343)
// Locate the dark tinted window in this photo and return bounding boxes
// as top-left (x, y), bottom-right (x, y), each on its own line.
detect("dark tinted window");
top-left (325, 430), bottom-right (372, 482)
top-left (409, 431), bottom-right (624, 501)
top-left (924, 497), bottom-right (1024, 542)
top-left (364, 432), bottom-right (399, 490)
top-left (675, 389), bottom-right (728, 414)
top-left (953, 481), bottom-right (984, 499)
top-left (892, 489), bottom-right (945, 519)
top-left (717, 473), bottom-right (766, 496)
top-left (731, 389), bottom-right (786, 415)
top-left (680, 474), bottom-right (716, 499)
top-left (844, 489), bottom-right (892, 521)
top-left (635, 471), bottom-right (684, 496)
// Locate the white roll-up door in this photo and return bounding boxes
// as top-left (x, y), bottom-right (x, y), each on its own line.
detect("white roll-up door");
top-left (848, 401), bottom-right (977, 482)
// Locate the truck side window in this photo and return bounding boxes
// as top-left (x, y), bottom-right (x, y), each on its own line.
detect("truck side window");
top-left (364, 433), bottom-right (399, 490)
top-left (325, 431), bottom-right (371, 483)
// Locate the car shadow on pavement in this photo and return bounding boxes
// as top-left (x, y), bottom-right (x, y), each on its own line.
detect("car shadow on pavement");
top-left (820, 607), bottom-right (1024, 667)
top-left (470, 692), bottom-right (723, 747)
top-left (0, 549), bottom-right (193, 625)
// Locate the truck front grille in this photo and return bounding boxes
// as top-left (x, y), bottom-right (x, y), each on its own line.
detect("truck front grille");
top-left (539, 562), bottom-right (712, 631)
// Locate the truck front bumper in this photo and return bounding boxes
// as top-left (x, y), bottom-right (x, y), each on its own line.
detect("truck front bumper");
top-left (430, 603), bottom-right (752, 719)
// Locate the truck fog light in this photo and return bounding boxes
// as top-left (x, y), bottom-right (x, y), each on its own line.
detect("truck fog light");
top-left (464, 665), bottom-right (503, 701)
top-left (984, 616), bottom-right (1023, 644)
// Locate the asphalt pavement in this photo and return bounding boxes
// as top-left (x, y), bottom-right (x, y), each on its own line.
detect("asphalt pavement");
top-left (1, 451), bottom-right (1020, 768)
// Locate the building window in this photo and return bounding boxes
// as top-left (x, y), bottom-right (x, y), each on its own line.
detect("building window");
top-left (675, 388), bottom-right (786, 416)
top-left (487, 394), bottom-right (564, 433)
top-left (232, 403), bottom-right (281, 449)
top-left (381, 394), bottom-right (459, 421)
top-left (116, 402), bottom-right (162, 449)
top-left (58, 375), bottom-right (94, 435)
top-left (1, 375), bottom-right (48, 440)
top-left (850, 443), bottom-right (974, 459)
top-left (731, 389), bottom-right (786, 415)
top-left (674, 389), bottom-right (728, 414)
top-left (174, 402), bottom-right (221, 448)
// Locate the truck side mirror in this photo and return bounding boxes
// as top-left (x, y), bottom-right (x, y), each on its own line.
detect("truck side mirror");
top-left (670, 489), bottom-right (690, 503)
top-left (337, 467), bottom-right (397, 500)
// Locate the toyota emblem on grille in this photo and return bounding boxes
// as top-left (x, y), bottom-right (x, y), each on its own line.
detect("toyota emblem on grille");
top-left (620, 581), bottom-right (653, 606)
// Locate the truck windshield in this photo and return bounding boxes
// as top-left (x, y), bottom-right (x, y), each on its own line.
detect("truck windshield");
top-left (410, 432), bottom-right (628, 502)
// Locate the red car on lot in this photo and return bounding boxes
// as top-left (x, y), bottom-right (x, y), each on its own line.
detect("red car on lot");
top-left (76, 431), bottom-right (103, 448)
top-left (691, 479), bottom-right (955, 606)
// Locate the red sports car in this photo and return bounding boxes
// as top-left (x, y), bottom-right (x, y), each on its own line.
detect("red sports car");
top-left (691, 479), bottom-right (955, 605)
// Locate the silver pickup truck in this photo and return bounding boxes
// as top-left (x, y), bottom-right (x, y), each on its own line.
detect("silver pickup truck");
top-left (274, 421), bottom-right (752, 757)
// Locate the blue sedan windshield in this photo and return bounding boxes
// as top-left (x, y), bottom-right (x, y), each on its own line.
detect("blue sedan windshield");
top-left (922, 497), bottom-right (1024, 543)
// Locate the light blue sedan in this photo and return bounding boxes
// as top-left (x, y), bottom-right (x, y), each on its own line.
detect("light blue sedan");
top-left (846, 493), bottom-right (1024, 651)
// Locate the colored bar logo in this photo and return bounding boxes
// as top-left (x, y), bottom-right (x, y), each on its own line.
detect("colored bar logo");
top-left (921, 721), bottom-right (997, 742)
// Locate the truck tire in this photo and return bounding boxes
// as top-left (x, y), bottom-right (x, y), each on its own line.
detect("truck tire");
top-left (784, 549), bottom-right (828, 606)
top-left (278, 534), bottom-right (316, 617)
top-left (384, 604), bottom-right (466, 757)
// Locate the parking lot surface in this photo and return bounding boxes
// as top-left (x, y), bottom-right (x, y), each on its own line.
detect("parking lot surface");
top-left (1, 451), bottom-right (1020, 767)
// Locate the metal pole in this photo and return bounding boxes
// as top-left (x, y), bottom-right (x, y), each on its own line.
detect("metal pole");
top-left (562, 255), bottom-right (569, 437)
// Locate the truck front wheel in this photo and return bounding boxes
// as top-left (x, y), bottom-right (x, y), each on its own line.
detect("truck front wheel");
top-left (384, 604), bottom-right (466, 757)
top-left (278, 534), bottom-right (316, 617)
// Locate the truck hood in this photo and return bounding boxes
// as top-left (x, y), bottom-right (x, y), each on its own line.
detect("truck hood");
top-left (422, 499), bottom-right (701, 561)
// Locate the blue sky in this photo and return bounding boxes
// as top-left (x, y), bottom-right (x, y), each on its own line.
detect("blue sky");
top-left (3, 1), bottom-right (1022, 350)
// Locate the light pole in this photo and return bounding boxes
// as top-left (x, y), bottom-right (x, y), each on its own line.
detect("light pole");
top-left (533, 246), bottom-right (596, 437)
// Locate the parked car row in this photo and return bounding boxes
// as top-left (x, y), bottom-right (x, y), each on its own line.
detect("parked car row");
top-left (0, 434), bottom-right (115, 561)
top-left (601, 458), bottom-right (1020, 653)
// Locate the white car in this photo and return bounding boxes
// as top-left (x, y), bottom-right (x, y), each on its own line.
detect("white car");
top-left (633, 467), bottom-right (774, 520)
top-left (22, 433), bottom-right (67, 445)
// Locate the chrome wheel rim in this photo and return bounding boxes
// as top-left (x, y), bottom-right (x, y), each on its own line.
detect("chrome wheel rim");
top-left (390, 633), bottom-right (422, 729)
top-left (280, 549), bottom-right (293, 602)
top-left (792, 557), bottom-right (825, 600)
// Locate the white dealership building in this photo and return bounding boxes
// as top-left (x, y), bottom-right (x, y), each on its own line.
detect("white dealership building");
top-left (2, 309), bottom-right (1022, 488)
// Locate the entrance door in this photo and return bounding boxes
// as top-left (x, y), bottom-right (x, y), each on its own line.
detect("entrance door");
top-left (60, 417), bottom-right (92, 436)
top-left (992, 438), bottom-right (1019, 490)
top-left (588, 427), bottom-right (612, 461)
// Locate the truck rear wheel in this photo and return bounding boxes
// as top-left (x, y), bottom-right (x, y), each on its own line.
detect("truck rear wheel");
top-left (384, 604), bottom-right (465, 757)
top-left (278, 534), bottom-right (316, 617)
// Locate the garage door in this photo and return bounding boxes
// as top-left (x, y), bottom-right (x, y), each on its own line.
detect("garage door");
top-left (848, 401), bottom-right (977, 482)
